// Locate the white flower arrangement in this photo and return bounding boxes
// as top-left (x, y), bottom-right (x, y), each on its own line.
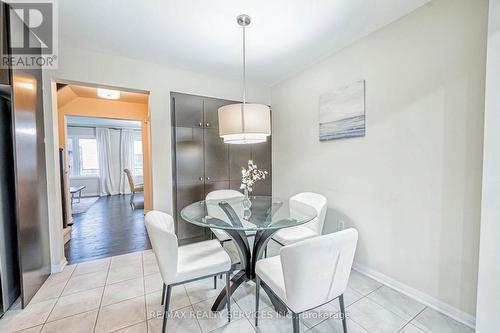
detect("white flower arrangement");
top-left (241, 160), bottom-right (268, 193)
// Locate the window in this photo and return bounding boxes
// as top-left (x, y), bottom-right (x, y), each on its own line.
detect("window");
top-left (133, 139), bottom-right (143, 176)
top-left (79, 139), bottom-right (99, 176)
top-left (67, 136), bottom-right (99, 177)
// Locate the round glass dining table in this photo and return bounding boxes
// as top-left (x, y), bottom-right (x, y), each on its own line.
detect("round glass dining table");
top-left (181, 195), bottom-right (317, 313)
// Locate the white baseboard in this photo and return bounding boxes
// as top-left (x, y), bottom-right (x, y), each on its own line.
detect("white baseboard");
top-left (352, 262), bottom-right (476, 329)
top-left (51, 258), bottom-right (67, 274)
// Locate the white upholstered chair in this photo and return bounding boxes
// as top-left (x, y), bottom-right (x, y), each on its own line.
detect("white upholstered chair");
top-left (205, 190), bottom-right (248, 244)
top-left (145, 211), bottom-right (232, 333)
top-left (255, 228), bottom-right (358, 333)
top-left (124, 168), bottom-right (143, 210)
top-left (271, 192), bottom-right (327, 246)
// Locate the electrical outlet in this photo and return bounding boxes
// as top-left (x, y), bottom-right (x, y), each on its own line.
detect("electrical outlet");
top-left (338, 219), bottom-right (345, 231)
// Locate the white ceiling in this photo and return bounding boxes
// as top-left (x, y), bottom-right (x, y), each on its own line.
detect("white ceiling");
top-left (66, 116), bottom-right (141, 129)
top-left (59, 0), bottom-right (429, 84)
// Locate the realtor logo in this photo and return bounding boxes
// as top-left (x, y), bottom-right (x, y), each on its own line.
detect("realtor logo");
top-left (1, 0), bottom-right (58, 68)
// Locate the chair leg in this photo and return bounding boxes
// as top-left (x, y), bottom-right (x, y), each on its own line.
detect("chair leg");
top-left (161, 283), bottom-right (166, 305)
top-left (162, 285), bottom-right (172, 333)
top-left (213, 275), bottom-right (217, 289)
top-left (219, 241), bottom-right (224, 279)
top-left (339, 294), bottom-right (347, 333)
top-left (226, 272), bottom-right (231, 322)
top-left (292, 312), bottom-right (300, 333)
top-left (255, 276), bottom-right (260, 327)
top-left (130, 191), bottom-right (135, 210)
top-left (264, 245), bottom-right (268, 258)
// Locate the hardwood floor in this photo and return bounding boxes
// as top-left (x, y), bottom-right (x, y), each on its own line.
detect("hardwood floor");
top-left (64, 194), bottom-right (151, 264)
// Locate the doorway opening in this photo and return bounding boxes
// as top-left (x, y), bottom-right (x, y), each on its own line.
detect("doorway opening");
top-left (56, 82), bottom-right (152, 264)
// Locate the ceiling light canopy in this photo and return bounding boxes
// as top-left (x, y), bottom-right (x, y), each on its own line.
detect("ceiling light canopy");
top-left (218, 14), bottom-right (271, 145)
top-left (97, 88), bottom-right (120, 100)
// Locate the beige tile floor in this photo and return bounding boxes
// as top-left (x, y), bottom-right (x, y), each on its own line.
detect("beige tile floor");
top-left (0, 248), bottom-right (475, 333)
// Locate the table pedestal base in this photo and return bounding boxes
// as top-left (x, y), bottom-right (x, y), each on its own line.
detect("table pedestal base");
top-left (211, 269), bottom-right (287, 314)
top-left (210, 223), bottom-right (287, 314)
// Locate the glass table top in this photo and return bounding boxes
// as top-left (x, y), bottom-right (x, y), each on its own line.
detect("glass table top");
top-left (180, 194), bottom-right (317, 231)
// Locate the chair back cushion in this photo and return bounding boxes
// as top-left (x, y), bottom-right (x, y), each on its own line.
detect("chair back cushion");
top-left (206, 190), bottom-right (245, 225)
top-left (290, 192), bottom-right (327, 235)
top-left (145, 211), bottom-right (178, 285)
top-left (280, 228), bottom-right (358, 313)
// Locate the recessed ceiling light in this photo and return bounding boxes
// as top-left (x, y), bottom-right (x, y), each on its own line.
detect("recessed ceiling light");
top-left (15, 82), bottom-right (34, 90)
top-left (97, 88), bottom-right (120, 99)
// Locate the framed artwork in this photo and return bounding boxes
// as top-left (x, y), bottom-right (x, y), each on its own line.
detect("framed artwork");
top-left (319, 80), bottom-right (365, 141)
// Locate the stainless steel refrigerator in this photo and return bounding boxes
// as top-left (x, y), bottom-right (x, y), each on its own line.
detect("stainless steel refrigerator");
top-left (0, 3), bottom-right (51, 316)
top-left (0, 82), bottom-right (20, 316)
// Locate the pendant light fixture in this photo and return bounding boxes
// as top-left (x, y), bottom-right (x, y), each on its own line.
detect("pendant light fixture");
top-left (218, 14), bottom-right (271, 144)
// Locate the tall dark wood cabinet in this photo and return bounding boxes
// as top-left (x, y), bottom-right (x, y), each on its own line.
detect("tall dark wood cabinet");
top-left (171, 92), bottom-right (272, 244)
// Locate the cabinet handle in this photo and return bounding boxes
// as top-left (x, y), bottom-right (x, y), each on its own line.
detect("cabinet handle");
top-left (206, 122), bottom-right (210, 127)
top-left (198, 122), bottom-right (203, 127)
top-left (198, 177), bottom-right (203, 181)
top-left (206, 177), bottom-right (211, 181)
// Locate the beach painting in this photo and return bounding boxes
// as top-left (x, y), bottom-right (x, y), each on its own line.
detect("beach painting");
top-left (319, 80), bottom-right (365, 141)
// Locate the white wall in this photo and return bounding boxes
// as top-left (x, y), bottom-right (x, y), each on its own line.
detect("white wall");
top-left (476, 0), bottom-right (500, 331)
top-left (69, 178), bottom-right (99, 197)
top-left (271, 0), bottom-right (487, 323)
top-left (42, 46), bottom-right (270, 270)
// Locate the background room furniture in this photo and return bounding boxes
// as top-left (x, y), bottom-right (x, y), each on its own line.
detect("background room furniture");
top-left (180, 195), bottom-right (317, 313)
top-left (255, 228), bottom-right (358, 333)
top-left (124, 168), bottom-right (143, 210)
top-left (145, 211), bottom-right (232, 332)
top-left (272, 192), bottom-right (327, 246)
top-left (171, 92), bottom-right (272, 245)
top-left (69, 185), bottom-right (86, 207)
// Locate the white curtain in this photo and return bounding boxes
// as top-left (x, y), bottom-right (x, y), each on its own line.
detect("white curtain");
top-left (97, 127), bottom-right (138, 196)
top-left (119, 129), bottom-right (135, 194)
top-left (97, 128), bottom-right (119, 196)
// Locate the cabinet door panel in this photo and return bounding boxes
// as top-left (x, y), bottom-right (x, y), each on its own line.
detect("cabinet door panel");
top-left (204, 181), bottom-right (230, 196)
top-left (204, 128), bottom-right (229, 183)
top-left (203, 98), bottom-right (235, 129)
top-left (176, 183), bottom-right (206, 241)
top-left (251, 140), bottom-right (272, 195)
top-left (229, 144), bottom-right (252, 181)
top-left (229, 180), bottom-right (242, 192)
top-left (173, 94), bottom-right (204, 128)
top-left (175, 127), bottom-right (204, 185)
top-left (250, 178), bottom-right (272, 196)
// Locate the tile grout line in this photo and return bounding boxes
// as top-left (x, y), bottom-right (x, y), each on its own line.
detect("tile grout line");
top-left (366, 286), bottom-right (427, 329)
top-left (40, 309), bottom-right (100, 330)
top-left (298, 286), bottom-right (375, 333)
top-left (396, 306), bottom-right (427, 333)
top-left (142, 251), bottom-right (149, 333)
top-left (330, 285), bottom-right (384, 333)
top-left (9, 253), bottom-right (145, 333)
top-left (37, 264), bottom-right (79, 332)
top-left (92, 258), bottom-right (112, 333)
top-left (193, 302), bottom-right (205, 333)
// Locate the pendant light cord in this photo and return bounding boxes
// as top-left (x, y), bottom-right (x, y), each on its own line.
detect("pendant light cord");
top-left (241, 23), bottom-right (246, 132)
top-left (243, 24), bottom-right (246, 105)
